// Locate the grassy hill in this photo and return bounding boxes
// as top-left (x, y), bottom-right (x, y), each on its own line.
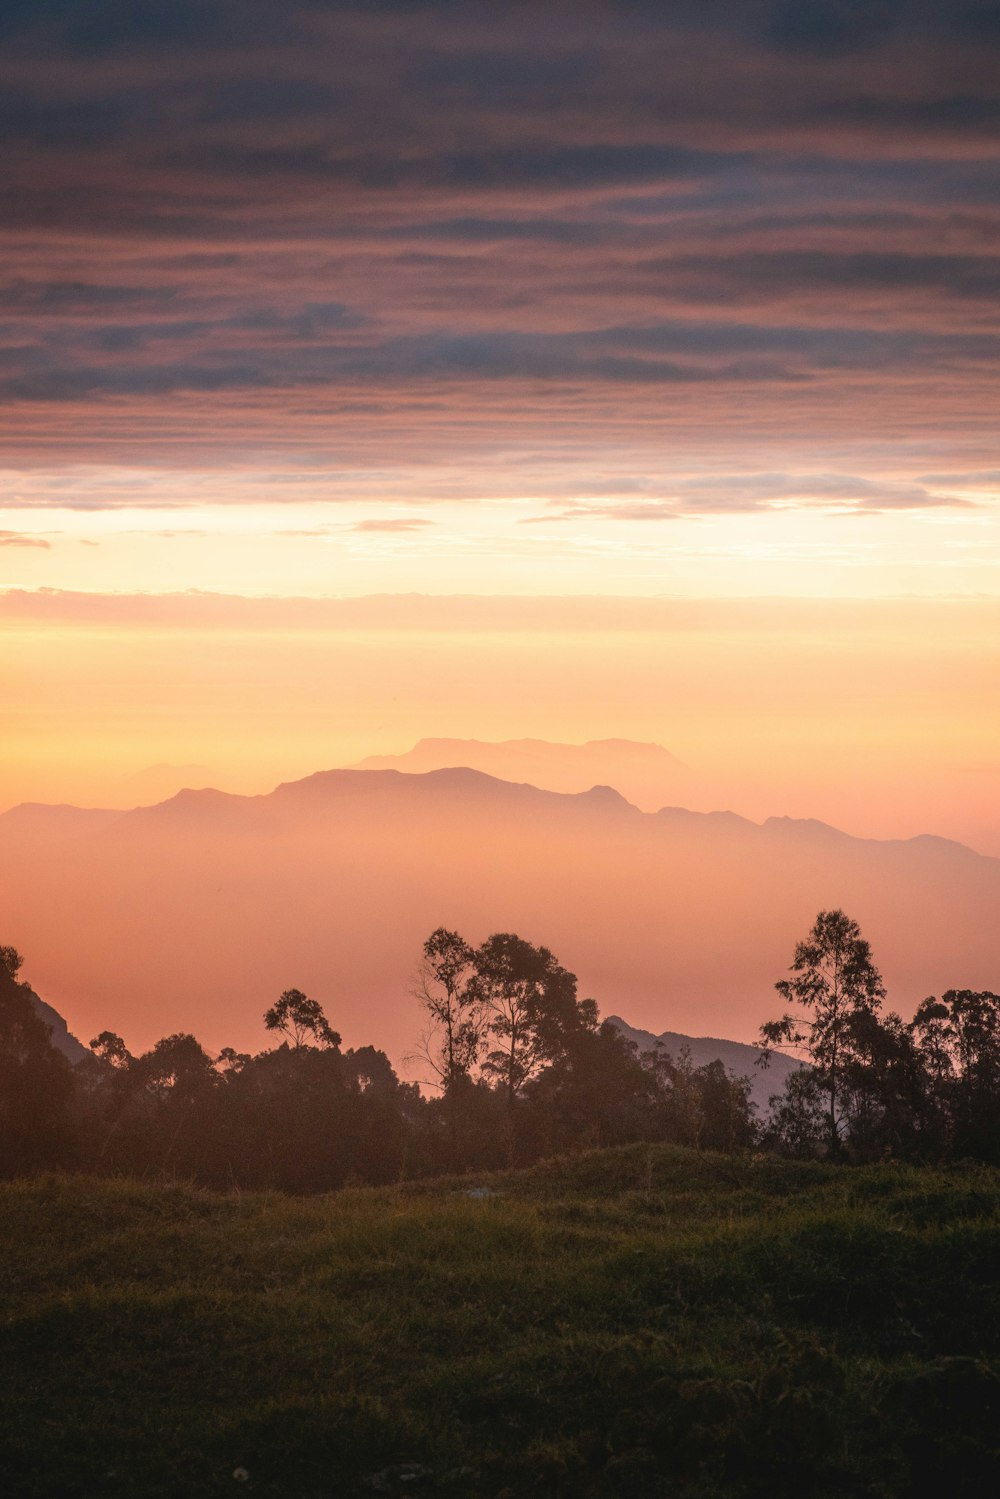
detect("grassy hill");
top-left (2, 1147), bottom-right (999, 1497)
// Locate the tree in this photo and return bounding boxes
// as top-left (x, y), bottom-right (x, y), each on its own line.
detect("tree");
top-left (412, 928), bottom-right (486, 1165)
top-left (137, 1032), bottom-right (216, 1096)
top-left (475, 934), bottom-right (580, 1101)
top-left (89, 1031), bottom-right (133, 1070)
top-left (521, 1021), bottom-right (660, 1157)
top-left (643, 1044), bottom-right (757, 1153)
top-left (912, 990), bottom-right (1000, 1160)
top-left (216, 1046), bottom-right (250, 1076)
top-left (760, 909), bottom-right (886, 1155)
top-left (1, 946), bottom-right (56, 1063)
top-left (264, 989), bottom-right (341, 1050)
top-left (645, 1043), bottom-right (705, 1148)
top-left (0, 946), bottom-right (74, 1175)
top-left (415, 928), bottom-right (484, 1086)
top-left (473, 932), bottom-right (590, 1161)
top-left (691, 1058), bottom-right (757, 1153)
top-left (762, 1068), bottom-right (826, 1157)
top-left (409, 930), bottom-right (597, 1164)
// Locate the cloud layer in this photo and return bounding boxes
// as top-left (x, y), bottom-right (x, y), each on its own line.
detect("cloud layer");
top-left (0, 1), bottom-right (998, 512)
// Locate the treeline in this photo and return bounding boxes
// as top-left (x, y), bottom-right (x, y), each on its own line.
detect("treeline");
top-left (1, 910), bottom-right (999, 1190)
top-left (0, 935), bottom-right (754, 1188)
top-left (759, 909), bottom-right (1000, 1163)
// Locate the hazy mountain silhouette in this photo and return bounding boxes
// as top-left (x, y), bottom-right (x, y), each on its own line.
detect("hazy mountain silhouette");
top-left (354, 738), bottom-right (710, 812)
top-left (606, 1016), bottom-right (802, 1115)
top-left (2, 766), bottom-right (998, 1066)
top-left (118, 763), bottom-right (216, 805)
top-left (26, 991), bottom-right (88, 1064)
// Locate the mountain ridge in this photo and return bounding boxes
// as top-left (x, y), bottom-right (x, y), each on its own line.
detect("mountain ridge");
top-left (1, 765), bottom-right (990, 859)
top-left (352, 736), bottom-right (701, 813)
top-left (356, 735), bottom-right (686, 765)
top-left (606, 1016), bottom-right (802, 1115)
top-left (27, 991), bottom-right (89, 1064)
top-left (3, 763), bottom-right (997, 1063)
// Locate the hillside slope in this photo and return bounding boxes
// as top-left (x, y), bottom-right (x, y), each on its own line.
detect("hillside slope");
top-left (606, 1016), bottom-right (801, 1114)
top-left (1, 1151), bottom-right (998, 1497)
top-left (27, 991), bottom-right (88, 1064)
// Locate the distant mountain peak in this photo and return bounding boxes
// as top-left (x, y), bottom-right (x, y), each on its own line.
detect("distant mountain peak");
top-left (272, 764), bottom-right (638, 809)
top-left (580, 783), bottom-right (634, 806)
top-left (606, 1016), bottom-right (802, 1114)
top-left (763, 814), bottom-right (848, 839)
top-left (28, 990), bottom-right (88, 1064)
top-left (166, 786), bottom-right (231, 805)
top-left (138, 785), bottom-right (242, 813)
top-left (348, 735), bottom-right (695, 814)
top-left (403, 735), bottom-right (678, 758)
top-left (275, 765), bottom-right (522, 796)
top-left (354, 735), bottom-right (687, 774)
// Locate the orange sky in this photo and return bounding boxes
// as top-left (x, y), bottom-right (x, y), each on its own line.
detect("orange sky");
top-left (2, 2), bottom-right (999, 1058)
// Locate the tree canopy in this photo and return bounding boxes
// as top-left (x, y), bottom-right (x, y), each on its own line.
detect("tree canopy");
top-left (2, 912), bottom-right (1000, 1186)
top-left (761, 908), bottom-right (886, 1154)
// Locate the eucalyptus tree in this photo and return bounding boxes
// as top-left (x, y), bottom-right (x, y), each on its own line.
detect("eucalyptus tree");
top-left (760, 908), bottom-right (886, 1155)
top-left (264, 989), bottom-right (341, 1050)
top-left (413, 927), bottom-right (487, 1164)
top-left (474, 933), bottom-right (580, 1106)
top-left (912, 989), bottom-right (1000, 1159)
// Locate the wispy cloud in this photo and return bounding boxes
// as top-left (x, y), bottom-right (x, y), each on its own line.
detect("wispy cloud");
top-left (352, 517), bottom-right (433, 533)
top-left (526, 473), bottom-right (976, 520)
top-left (0, 530), bottom-right (50, 548)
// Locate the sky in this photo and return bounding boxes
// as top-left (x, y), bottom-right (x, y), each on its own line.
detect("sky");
top-left (1, 1), bottom-right (999, 848)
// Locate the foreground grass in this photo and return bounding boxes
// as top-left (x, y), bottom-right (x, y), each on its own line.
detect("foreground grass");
top-left (2, 1147), bottom-right (999, 1497)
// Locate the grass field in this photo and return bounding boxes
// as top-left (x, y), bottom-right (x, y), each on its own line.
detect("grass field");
top-left (2, 1146), bottom-right (999, 1497)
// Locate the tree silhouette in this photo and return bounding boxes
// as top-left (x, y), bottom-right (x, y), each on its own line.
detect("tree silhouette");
top-left (414, 929), bottom-right (485, 1085)
top-left (8, 917), bottom-right (1000, 1185)
top-left (216, 1046), bottom-right (250, 1075)
top-left (475, 934), bottom-right (567, 1102)
top-left (761, 909), bottom-right (885, 1155)
top-left (89, 1031), bottom-right (133, 1070)
top-left (1, 947), bottom-right (55, 1062)
top-left (264, 989), bottom-right (341, 1050)
top-left (413, 928), bottom-right (486, 1165)
top-left (0, 946), bottom-right (74, 1175)
top-left (521, 1020), bottom-right (658, 1156)
top-left (472, 932), bottom-right (590, 1159)
top-left (137, 1032), bottom-right (216, 1096)
top-left (912, 989), bottom-right (1000, 1160)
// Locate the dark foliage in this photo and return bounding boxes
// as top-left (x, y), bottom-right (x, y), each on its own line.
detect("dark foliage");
top-left (3, 910), bottom-right (1000, 1190)
top-left (0, 947), bottom-right (75, 1175)
top-left (761, 910), bottom-right (1000, 1163)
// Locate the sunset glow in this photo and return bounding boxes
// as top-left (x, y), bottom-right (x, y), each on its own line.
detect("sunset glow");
top-left (4, 12), bottom-right (1000, 1487)
top-left (2, 0), bottom-right (999, 1037)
